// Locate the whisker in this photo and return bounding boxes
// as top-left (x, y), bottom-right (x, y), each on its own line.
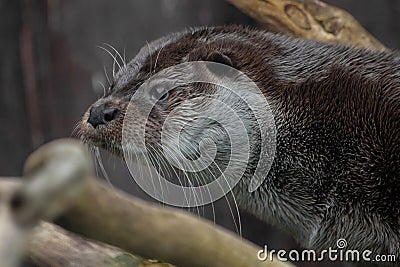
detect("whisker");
top-left (94, 147), bottom-right (114, 189)
top-left (138, 143), bottom-right (159, 200)
top-left (146, 41), bottom-right (153, 76)
top-left (71, 121), bottom-right (82, 138)
top-left (209, 159), bottom-right (242, 236)
top-left (157, 143), bottom-right (192, 207)
top-left (161, 139), bottom-right (203, 211)
top-left (96, 45), bottom-right (122, 78)
top-left (104, 43), bottom-right (126, 69)
top-left (123, 44), bottom-right (127, 68)
top-left (148, 144), bottom-right (166, 203)
top-left (153, 42), bottom-right (166, 74)
top-left (96, 80), bottom-right (107, 97)
top-left (103, 64), bottom-right (111, 87)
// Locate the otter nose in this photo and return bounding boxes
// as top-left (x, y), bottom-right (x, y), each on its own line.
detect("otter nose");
top-left (87, 104), bottom-right (120, 128)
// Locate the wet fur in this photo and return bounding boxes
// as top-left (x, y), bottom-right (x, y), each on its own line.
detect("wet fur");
top-left (81, 26), bottom-right (400, 265)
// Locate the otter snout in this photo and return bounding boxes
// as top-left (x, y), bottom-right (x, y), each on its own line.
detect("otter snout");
top-left (79, 98), bottom-right (125, 154)
top-left (87, 103), bottom-right (120, 128)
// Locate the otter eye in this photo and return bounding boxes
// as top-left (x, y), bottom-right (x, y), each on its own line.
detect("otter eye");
top-left (151, 86), bottom-right (169, 102)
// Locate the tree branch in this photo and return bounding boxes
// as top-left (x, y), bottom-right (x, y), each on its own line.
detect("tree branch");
top-left (28, 221), bottom-right (172, 267)
top-left (0, 139), bottom-right (291, 267)
top-left (60, 177), bottom-right (291, 267)
top-left (0, 139), bottom-right (90, 267)
top-left (226, 0), bottom-right (387, 50)
top-left (0, 140), bottom-right (171, 267)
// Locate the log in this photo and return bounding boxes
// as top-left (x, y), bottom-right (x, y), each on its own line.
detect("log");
top-left (0, 140), bottom-right (171, 267)
top-left (28, 221), bottom-right (172, 267)
top-left (0, 139), bottom-right (90, 267)
top-left (1, 139), bottom-right (290, 267)
top-left (226, 0), bottom-right (387, 50)
top-left (60, 177), bottom-right (292, 267)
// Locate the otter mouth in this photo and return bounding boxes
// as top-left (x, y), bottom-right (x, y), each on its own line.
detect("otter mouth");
top-left (79, 116), bottom-right (123, 157)
top-left (80, 122), bottom-right (147, 160)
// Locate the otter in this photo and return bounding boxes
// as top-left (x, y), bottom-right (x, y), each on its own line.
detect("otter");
top-left (80, 26), bottom-right (400, 264)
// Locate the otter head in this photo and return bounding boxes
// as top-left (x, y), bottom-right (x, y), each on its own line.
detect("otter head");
top-left (80, 27), bottom-right (274, 198)
top-left (81, 29), bottom-right (233, 151)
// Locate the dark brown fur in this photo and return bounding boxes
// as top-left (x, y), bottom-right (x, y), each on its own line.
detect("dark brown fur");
top-left (80, 26), bottom-right (400, 265)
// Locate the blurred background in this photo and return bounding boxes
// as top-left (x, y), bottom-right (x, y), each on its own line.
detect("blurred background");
top-left (1, 1), bottom-right (399, 266)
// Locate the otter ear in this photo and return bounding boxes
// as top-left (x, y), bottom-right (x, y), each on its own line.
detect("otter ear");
top-left (187, 47), bottom-right (233, 67)
top-left (206, 51), bottom-right (233, 67)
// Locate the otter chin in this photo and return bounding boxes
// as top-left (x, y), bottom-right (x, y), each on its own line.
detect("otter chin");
top-left (80, 26), bottom-right (400, 265)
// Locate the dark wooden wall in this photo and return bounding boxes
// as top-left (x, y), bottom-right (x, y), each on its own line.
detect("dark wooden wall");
top-left (1, 1), bottom-right (399, 266)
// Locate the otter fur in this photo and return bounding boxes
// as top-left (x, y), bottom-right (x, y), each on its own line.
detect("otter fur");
top-left (80, 26), bottom-right (400, 265)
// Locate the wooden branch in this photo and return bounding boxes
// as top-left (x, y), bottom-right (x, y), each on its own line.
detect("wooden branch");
top-left (0, 139), bottom-right (171, 267)
top-left (2, 138), bottom-right (291, 267)
top-left (60, 177), bottom-right (292, 267)
top-left (226, 0), bottom-right (387, 50)
top-left (28, 221), bottom-right (173, 267)
top-left (0, 179), bottom-right (173, 267)
top-left (0, 179), bottom-right (28, 267)
top-left (8, 140), bottom-right (289, 267)
top-left (0, 140), bottom-right (90, 267)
